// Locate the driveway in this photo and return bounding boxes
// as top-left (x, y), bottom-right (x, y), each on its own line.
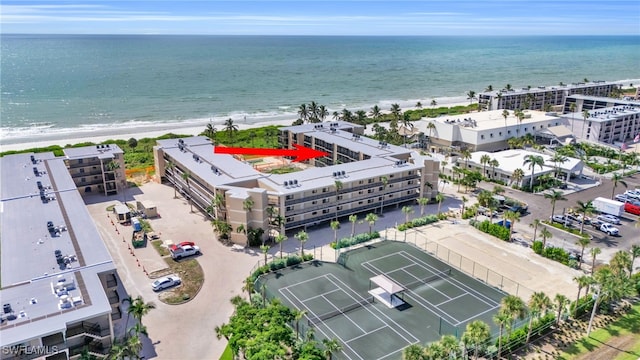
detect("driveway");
top-left (88, 182), bottom-right (259, 360)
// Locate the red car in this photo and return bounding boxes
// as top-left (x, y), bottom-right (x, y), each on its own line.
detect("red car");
top-left (625, 201), bottom-right (640, 215)
top-left (169, 241), bottom-right (196, 251)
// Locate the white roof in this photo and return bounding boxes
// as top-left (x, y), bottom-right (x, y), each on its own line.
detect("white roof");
top-left (370, 275), bottom-right (405, 295)
top-left (422, 110), bottom-right (561, 132)
top-left (468, 149), bottom-right (583, 175)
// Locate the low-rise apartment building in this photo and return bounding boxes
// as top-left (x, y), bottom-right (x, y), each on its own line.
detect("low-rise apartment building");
top-left (478, 81), bottom-right (618, 111)
top-left (563, 105), bottom-right (640, 144)
top-left (0, 152), bottom-right (121, 360)
top-left (418, 110), bottom-right (567, 152)
top-left (562, 94), bottom-right (640, 113)
top-left (62, 145), bottom-right (126, 197)
top-left (154, 122), bottom-right (440, 245)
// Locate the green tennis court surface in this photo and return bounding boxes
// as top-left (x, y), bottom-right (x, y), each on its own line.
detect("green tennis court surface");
top-left (257, 241), bottom-right (506, 360)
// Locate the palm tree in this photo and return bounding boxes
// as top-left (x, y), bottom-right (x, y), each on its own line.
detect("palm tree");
top-left (127, 296), bottom-right (156, 326)
top-left (550, 153), bottom-right (568, 181)
top-left (127, 334), bottom-right (144, 358)
top-left (573, 275), bottom-right (592, 317)
top-left (430, 99), bottom-right (437, 108)
top-left (501, 294), bottom-right (527, 336)
top-left (504, 210), bottom-right (520, 241)
top-left (540, 227), bottom-right (552, 248)
top-left (294, 309), bottom-right (307, 339)
top-left (322, 338), bottom-right (342, 360)
top-left (260, 245), bottom-right (269, 265)
top-left (461, 196), bottom-right (468, 215)
top-left (493, 310), bottom-right (510, 359)
top-left (523, 154), bottom-right (545, 191)
top-left (569, 102), bottom-right (577, 132)
top-left (108, 340), bottom-right (128, 360)
top-left (574, 200), bottom-right (596, 234)
top-left (223, 118), bottom-right (239, 144)
top-left (581, 109), bottom-right (590, 137)
top-left (402, 206), bottom-right (414, 224)
top-left (631, 244), bottom-right (640, 274)
top-left (181, 171), bottom-right (193, 213)
top-left (349, 214), bottom-right (358, 237)
top-left (575, 236), bottom-right (591, 269)
top-left (402, 344), bottom-right (424, 360)
top-left (554, 294), bottom-right (568, 325)
top-left (529, 219), bottom-right (541, 242)
top-left (165, 161), bottom-right (177, 198)
top-left (298, 103), bottom-right (310, 123)
top-left (415, 101), bottom-right (423, 109)
top-left (462, 320), bottom-right (490, 359)
top-left (275, 234), bottom-right (287, 259)
top-left (511, 168), bottom-right (525, 187)
top-left (330, 220), bottom-right (340, 244)
top-left (502, 109), bottom-right (509, 132)
top-left (515, 109), bottom-right (526, 137)
top-left (526, 292), bottom-right (551, 345)
top-left (365, 213), bottom-right (378, 234)
top-left (480, 154), bottom-right (491, 177)
top-left (379, 176), bottom-right (388, 214)
top-left (390, 103), bottom-right (402, 120)
top-left (332, 111), bottom-right (340, 121)
top-left (466, 90), bottom-right (477, 104)
top-left (440, 334), bottom-right (461, 359)
top-left (435, 193), bottom-right (445, 216)
top-left (426, 121), bottom-right (436, 149)
top-left (294, 230), bottom-right (309, 258)
top-left (309, 101), bottom-right (320, 122)
top-left (544, 190), bottom-right (567, 219)
top-left (610, 250), bottom-right (632, 276)
top-left (416, 197), bottom-right (429, 216)
top-left (489, 158), bottom-right (499, 180)
top-left (590, 247), bottom-right (601, 275)
top-left (318, 105), bottom-right (329, 122)
top-left (460, 149), bottom-right (472, 169)
top-left (369, 105), bottom-right (381, 120)
top-left (243, 197), bottom-right (254, 214)
top-left (611, 173), bottom-right (627, 199)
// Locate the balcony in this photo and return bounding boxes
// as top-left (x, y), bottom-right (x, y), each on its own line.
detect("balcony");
top-left (69, 341), bottom-right (109, 358)
top-left (66, 322), bottom-right (110, 339)
top-left (107, 291), bottom-right (119, 305)
top-left (105, 274), bottom-right (117, 289)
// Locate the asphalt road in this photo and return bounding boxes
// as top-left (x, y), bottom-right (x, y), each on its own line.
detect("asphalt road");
top-left (481, 174), bottom-right (640, 265)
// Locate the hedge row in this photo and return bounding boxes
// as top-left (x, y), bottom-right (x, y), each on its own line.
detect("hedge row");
top-left (249, 253), bottom-right (314, 282)
top-left (330, 231), bottom-right (381, 249)
top-left (397, 214), bottom-right (440, 231)
top-left (495, 313), bottom-right (556, 355)
top-left (532, 241), bottom-right (570, 265)
top-left (472, 220), bottom-right (510, 241)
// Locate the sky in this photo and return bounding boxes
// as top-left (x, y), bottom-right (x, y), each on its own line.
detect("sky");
top-left (1, 1), bottom-right (639, 36)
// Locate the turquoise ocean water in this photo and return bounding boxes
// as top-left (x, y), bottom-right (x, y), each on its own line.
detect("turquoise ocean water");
top-left (1, 35), bottom-right (639, 144)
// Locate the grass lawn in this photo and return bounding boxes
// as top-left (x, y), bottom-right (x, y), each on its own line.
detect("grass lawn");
top-left (559, 303), bottom-right (640, 360)
top-left (158, 257), bottom-right (204, 305)
top-left (151, 240), bottom-right (170, 257)
top-left (219, 344), bottom-right (233, 360)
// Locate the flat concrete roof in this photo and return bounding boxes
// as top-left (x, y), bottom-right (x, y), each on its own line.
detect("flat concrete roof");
top-left (63, 144), bottom-right (123, 158)
top-left (0, 153), bottom-right (115, 345)
top-left (469, 149), bottom-right (583, 175)
top-left (425, 110), bottom-right (561, 131)
top-left (480, 80), bottom-right (614, 97)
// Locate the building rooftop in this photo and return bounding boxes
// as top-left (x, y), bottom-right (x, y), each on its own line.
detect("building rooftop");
top-left (63, 144), bottom-right (123, 159)
top-left (469, 149), bottom-right (582, 175)
top-left (565, 104), bottom-right (640, 123)
top-left (566, 94), bottom-right (640, 105)
top-left (0, 153), bottom-right (115, 345)
top-left (481, 80), bottom-right (613, 97)
top-left (424, 110), bottom-right (561, 131)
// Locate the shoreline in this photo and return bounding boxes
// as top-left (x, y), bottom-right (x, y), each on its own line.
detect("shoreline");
top-left (1, 100), bottom-right (471, 152)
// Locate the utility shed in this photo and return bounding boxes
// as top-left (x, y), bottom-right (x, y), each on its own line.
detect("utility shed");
top-left (113, 204), bottom-right (131, 222)
top-left (136, 200), bottom-right (158, 218)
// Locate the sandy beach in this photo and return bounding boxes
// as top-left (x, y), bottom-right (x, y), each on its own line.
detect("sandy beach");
top-left (1, 101), bottom-right (470, 153)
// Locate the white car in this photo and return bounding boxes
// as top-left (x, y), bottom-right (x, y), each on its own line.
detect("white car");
top-left (170, 245), bottom-right (201, 260)
top-left (151, 275), bottom-right (181, 291)
top-left (596, 214), bottom-right (621, 225)
top-left (599, 223), bottom-right (619, 236)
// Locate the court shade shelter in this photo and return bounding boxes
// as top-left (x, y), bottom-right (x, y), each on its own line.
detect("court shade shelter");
top-left (368, 274), bottom-right (405, 308)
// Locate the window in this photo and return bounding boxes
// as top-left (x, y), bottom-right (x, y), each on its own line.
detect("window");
top-left (358, 201), bottom-right (363, 205)
top-left (337, 206), bottom-right (343, 211)
top-left (490, 133), bottom-right (494, 138)
top-left (481, 135), bottom-right (485, 140)
top-left (368, 179), bottom-right (374, 184)
top-left (359, 180), bottom-right (364, 185)
top-left (322, 188), bottom-right (328, 193)
top-left (322, 199), bottom-right (329, 203)
top-left (81, 178), bottom-right (86, 183)
top-left (286, 217), bottom-right (294, 222)
top-left (358, 190), bottom-right (364, 195)
top-left (322, 209), bottom-right (330, 214)
top-left (79, 168), bottom-right (85, 174)
top-left (312, 190), bottom-right (317, 194)
top-left (532, 126), bottom-right (536, 130)
top-left (368, 189), bottom-right (374, 193)
top-left (337, 195), bottom-right (343, 200)
top-left (286, 206), bottom-right (293, 211)
top-left (524, 127), bottom-right (528, 132)
top-left (312, 211), bottom-right (317, 215)
top-left (78, 159), bottom-right (83, 164)
top-left (508, 130), bottom-right (511, 134)
top-left (499, 132), bottom-right (502, 136)
top-left (312, 201), bottom-right (317, 205)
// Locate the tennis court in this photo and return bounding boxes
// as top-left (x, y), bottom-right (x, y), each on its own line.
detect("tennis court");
top-left (258, 241), bottom-right (506, 360)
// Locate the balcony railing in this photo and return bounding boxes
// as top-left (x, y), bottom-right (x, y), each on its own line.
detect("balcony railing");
top-left (66, 321), bottom-right (110, 338)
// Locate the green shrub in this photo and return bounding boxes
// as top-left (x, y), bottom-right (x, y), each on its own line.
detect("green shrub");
top-left (331, 231), bottom-right (380, 249)
top-left (397, 214), bottom-right (439, 231)
top-left (532, 241), bottom-right (544, 254)
top-left (475, 220), bottom-right (510, 241)
top-left (542, 246), bottom-right (570, 265)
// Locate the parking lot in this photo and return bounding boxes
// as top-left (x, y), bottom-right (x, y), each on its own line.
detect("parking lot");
top-left (88, 182), bottom-right (259, 360)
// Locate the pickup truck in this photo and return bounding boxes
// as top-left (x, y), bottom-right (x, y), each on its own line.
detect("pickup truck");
top-left (551, 214), bottom-right (573, 226)
top-left (170, 245), bottom-right (201, 260)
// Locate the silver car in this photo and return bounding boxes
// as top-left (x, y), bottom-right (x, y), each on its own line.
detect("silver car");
top-left (596, 214), bottom-right (621, 225)
top-left (151, 275), bottom-right (182, 291)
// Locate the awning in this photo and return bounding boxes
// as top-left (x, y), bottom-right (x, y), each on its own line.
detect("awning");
top-left (370, 275), bottom-right (405, 295)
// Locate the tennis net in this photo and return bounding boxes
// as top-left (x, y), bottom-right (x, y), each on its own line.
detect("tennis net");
top-left (307, 297), bottom-right (374, 325)
top-left (404, 268), bottom-right (452, 290)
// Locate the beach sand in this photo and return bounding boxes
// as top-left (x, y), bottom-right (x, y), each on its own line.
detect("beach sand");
top-left (1, 101), bottom-right (470, 152)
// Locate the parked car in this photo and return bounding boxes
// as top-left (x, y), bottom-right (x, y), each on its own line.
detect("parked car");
top-left (590, 220), bottom-right (604, 229)
top-left (551, 214), bottom-right (573, 226)
top-left (615, 194), bottom-right (631, 203)
top-left (566, 213), bottom-right (590, 224)
top-left (169, 241), bottom-right (196, 251)
top-left (596, 214), bottom-right (621, 225)
top-left (599, 223), bottom-right (620, 236)
top-left (151, 275), bottom-right (181, 291)
top-left (624, 190), bottom-right (640, 200)
top-left (170, 245), bottom-right (201, 260)
top-left (624, 201), bottom-right (640, 215)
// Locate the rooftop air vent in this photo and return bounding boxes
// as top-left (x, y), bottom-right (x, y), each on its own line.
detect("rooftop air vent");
top-left (284, 181), bottom-right (289, 187)
top-left (30, 155), bottom-right (37, 164)
top-left (179, 139), bottom-right (184, 144)
top-left (341, 170), bottom-right (346, 176)
top-left (293, 179), bottom-right (299, 186)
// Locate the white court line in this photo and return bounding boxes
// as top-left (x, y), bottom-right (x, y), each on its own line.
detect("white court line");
top-left (280, 273), bottom-right (335, 290)
top-left (303, 288), bottom-right (342, 302)
top-left (400, 267), bottom-right (452, 299)
top-left (456, 302), bottom-right (501, 325)
top-left (399, 251), bottom-right (499, 306)
top-left (362, 261), bottom-right (459, 325)
top-left (435, 292), bottom-right (468, 307)
top-left (279, 284), bottom-right (363, 360)
top-left (345, 325), bottom-right (387, 344)
top-left (321, 294), bottom-right (368, 334)
top-left (324, 273), bottom-right (419, 344)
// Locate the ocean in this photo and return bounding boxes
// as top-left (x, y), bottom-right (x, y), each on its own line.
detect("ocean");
top-left (1, 35), bottom-right (639, 145)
